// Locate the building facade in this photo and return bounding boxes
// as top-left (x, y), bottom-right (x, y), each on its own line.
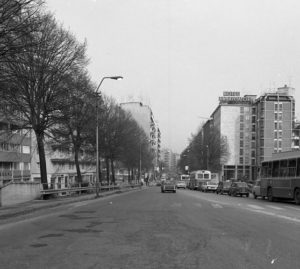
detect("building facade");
top-left (120, 102), bottom-right (161, 170)
top-left (0, 121), bottom-right (31, 185)
top-left (203, 86), bottom-right (295, 182)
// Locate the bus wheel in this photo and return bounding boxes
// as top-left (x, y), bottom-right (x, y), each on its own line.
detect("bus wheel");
top-left (294, 189), bottom-right (300, 205)
top-left (267, 188), bottom-right (274, 202)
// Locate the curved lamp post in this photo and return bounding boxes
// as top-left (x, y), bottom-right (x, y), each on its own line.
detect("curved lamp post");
top-left (95, 76), bottom-right (123, 197)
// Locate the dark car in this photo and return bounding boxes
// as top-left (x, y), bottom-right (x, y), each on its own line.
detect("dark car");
top-left (228, 182), bottom-right (249, 197)
top-left (161, 180), bottom-right (176, 193)
top-left (216, 181), bottom-right (232, 195)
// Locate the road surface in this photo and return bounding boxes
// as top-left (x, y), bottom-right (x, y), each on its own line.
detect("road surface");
top-left (0, 188), bottom-right (299, 269)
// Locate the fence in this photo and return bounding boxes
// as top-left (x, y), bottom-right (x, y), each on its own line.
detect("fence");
top-left (40, 183), bottom-right (142, 197)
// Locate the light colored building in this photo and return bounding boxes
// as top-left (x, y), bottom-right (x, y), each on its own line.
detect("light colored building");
top-left (210, 91), bottom-right (256, 181)
top-left (161, 148), bottom-right (179, 174)
top-left (120, 102), bottom-right (161, 170)
top-left (30, 133), bottom-right (95, 190)
top-left (205, 87), bottom-right (295, 181)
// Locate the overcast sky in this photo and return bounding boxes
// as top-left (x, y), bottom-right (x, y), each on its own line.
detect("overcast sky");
top-left (46, 0), bottom-right (300, 153)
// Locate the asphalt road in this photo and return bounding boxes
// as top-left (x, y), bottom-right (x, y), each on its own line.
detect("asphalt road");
top-left (0, 188), bottom-right (300, 269)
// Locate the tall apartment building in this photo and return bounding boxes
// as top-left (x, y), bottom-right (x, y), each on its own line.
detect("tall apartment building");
top-left (210, 92), bottom-right (256, 181)
top-left (120, 102), bottom-right (161, 169)
top-left (205, 86), bottom-right (295, 181)
top-left (161, 148), bottom-right (179, 174)
top-left (254, 86), bottom-right (295, 166)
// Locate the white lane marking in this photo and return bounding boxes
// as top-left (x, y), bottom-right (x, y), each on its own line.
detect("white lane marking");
top-left (266, 205), bottom-right (283, 210)
top-left (247, 204), bottom-right (265, 210)
top-left (211, 203), bottom-right (223, 208)
top-left (247, 209), bottom-right (300, 224)
top-left (285, 206), bottom-right (300, 212)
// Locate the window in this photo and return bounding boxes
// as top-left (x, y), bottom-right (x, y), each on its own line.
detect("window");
top-left (272, 161), bottom-right (279, 177)
top-left (274, 122), bottom-right (278, 129)
top-left (279, 103), bottom-right (283, 111)
top-left (240, 123), bottom-right (244, 130)
top-left (240, 133), bottom-right (244, 138)
top-left (240, 115), bottom-right (244, 122)
top-left (274, 131), bottom-right (278, 139)
top-left (240, 149), bottom-right (243, 155)
top-left (278, 140), bottom-right (282, 149)
top-left (274, 140), bottom-right (277, 148)
top-left (288, 159), bottom-right (296, 177)
top-left (22, 146), bottom-right (30, 154)
top-left (278, 112), bottom-right (283, 121)
top-left (278, 131), bottom-right (282, 139)
top-left (274, 103), bottom-right (278, 110)
top-left (274, 112), bottom-right (278, 120)
top-left (296, 158), bottom-right (300, 176)
top-left (240, 140), bottom-right (244, 147)
top-left (278, 122), bottom-right (282, 130)
top-left (239, 157), bottom-right (243, 164)
top-left (240, 107), bottom-right (244, 113)
top-left (279, 160), bottom-right (288, 177)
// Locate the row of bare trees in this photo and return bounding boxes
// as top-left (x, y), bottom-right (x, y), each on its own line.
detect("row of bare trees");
top-left (178, 124), bottom-right (229, 174)
top-left (0, 0), bottom-right (154, 188)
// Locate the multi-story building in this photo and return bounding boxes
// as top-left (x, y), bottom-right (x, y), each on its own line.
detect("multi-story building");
top-left (30, 133), bottom-right (96, 189)
top-left (210, 91), bottom-right (256, 181)
top-left (204, 86), bottom-right (295, 181)
top-left (120, 102), bottom-right (161, 170)
top-left (0, 120), bottom-right (31, 185)
top-left (161, 148), bottom-right (179, 174)
top-left (254, 86), bottom-right (295, 166)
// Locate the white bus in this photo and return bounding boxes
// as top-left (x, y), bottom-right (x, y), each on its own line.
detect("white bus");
top-left (189, 170), bottom-right (211, 190)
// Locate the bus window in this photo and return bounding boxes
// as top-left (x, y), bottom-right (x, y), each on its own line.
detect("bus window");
top-left (288, 159), bottom-right (296, 177)
top-left (268, 162), bottom-right (273, 177)
top-left (272, 161), bottom-right (279, 177)
top-left (261, 162), bottom-right (268, 178)
top-left (279, 160), bottom-right (288, 177)
top-left (297, 158), bottom-right (300, 177)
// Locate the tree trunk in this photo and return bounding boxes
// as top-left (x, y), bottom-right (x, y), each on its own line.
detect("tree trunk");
top-left (105, 157), bottom-right (110, 185)
top-left (36, 132), bottom-right (48, 190)
top-left (74, 146), bottom-right (82, 184)
top-left (110, 159), bottom-right (115, 184)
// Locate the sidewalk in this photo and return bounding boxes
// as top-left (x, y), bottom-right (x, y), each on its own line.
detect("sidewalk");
top-left (0, 186), bottom-right (142, 222)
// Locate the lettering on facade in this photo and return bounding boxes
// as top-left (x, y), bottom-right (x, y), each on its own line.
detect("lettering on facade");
top-left (219, 96), bottom-right (254, 104)
top-left (223, 91), bottom-right (240, 97)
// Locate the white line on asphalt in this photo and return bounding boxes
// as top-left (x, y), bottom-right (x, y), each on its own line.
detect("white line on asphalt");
top-left (285, 206), bottom-right (300, 212)
top-left (247, 204), bottom-right (265, 210)
top-left (266, 205), bottom-right (284, 210)
top-left (211, 203), bottom-right (223, 209)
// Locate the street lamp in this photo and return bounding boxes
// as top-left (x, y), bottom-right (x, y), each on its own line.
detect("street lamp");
top-left (95, 76), bottom-right (123, 197)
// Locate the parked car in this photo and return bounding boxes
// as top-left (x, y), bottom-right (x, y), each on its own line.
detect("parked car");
top-left (216, 181), bottom-right (232, 195)
top-left (176, 181), bottom-right (187, 189)
top-left (200, 181), bottom-right (218, 192)
top-left (252, 180), bottom-right (264, 199)
top-left (161, 180), bottom-right (176, 193)
top-left (228, 182), bottom-right (250, 197)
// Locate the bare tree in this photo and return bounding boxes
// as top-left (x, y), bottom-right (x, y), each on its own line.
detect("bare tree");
top-left (0, 13), bottom-right (88, 188)
top-left (48, 70), bottom-right (94, 185)
top-left (0, 0), bottom-right (44, 60)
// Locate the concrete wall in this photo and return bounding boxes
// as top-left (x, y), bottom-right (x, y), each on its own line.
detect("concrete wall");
top-left (0, 182), bottom-right (41, 206)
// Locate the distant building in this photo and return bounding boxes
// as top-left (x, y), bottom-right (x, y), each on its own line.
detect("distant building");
top-left (120, 102), bottom-right (161, 170)
top-left (202, 86), bottom-right (295, 182)
top-left (210, 91), bottom-right (256, 181)
top-left (161, 148), bottom-right (179, 174)
top-left (254, 87), bottom-right (295, 166)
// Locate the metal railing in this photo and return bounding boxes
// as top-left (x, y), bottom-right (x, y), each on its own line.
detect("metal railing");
top-left (40, 183), bottom-right (141, 196)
